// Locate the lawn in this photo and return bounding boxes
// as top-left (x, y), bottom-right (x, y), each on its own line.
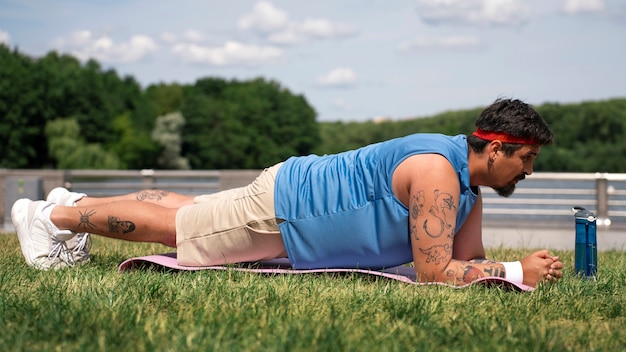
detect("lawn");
top-left (1, 234), bottom-right (625, 351)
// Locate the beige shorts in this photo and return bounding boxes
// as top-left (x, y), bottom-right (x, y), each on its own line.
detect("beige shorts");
top-left (175, 163), bottom-right (286, 266)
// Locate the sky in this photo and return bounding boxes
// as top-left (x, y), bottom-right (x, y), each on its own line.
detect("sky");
top-left (1, 0), bottom-right (624, 122)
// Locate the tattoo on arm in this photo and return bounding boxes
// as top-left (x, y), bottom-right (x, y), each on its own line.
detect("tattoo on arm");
top-left (410, 191), bottom-right (426, 241)
top-left (457, 263), bottom-right (505, 283)
top-left (469, 258), bottom-right (498, 264)
top-left (136, 190), bottom-right (169, 202)
top-left (78, 209), bottom-right (97, 231)
top-left (108, 216), bottom-right (136, 234)
top-left (463, 265), bottom-right (486, 282)
top-left (410, 223), bottom-right (419, 241)
top-left (423, 190), bottom-right (456, 239)
top-left (411, 191), bottom-right (425, 219)
top-left (419, 244), bottom-right (452, 265)
top-left (483, 265), bottom-right (505, 278)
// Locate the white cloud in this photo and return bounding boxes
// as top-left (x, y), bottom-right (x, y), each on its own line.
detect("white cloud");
top-left (563, 0), bottom-right (605, 15)
top-left (238, 2), bottom-right (357, 45)
top-left (397, 35), bottom-right (485, 53)
top-left (0, 30), bottom-right (10, 45)
top-left (266, 29), bottom-right (303, 45)
top-left (183, 30), bottom-right (204, 42)
top-left (317, 67), bottom-right (357, 87)
top-left (171, 41), bottom-right (282, 66)
top-left (161, 32), bottom-right (177, 44)
top-left (416, 0), bottom-right (530, 27)
top-left (267, 18), bottom-right (357, 45)
top-left (332, 98), bottom-right (353, 111)
top-left (298, 18), bottom-right (357, 39)
top-left (237, 1), bottom-right (289, 32)
top-left (55, 30), bottom-right (157, 63)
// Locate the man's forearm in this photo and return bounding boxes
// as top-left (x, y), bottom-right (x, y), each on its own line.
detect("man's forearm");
top-left (428, 258), bottom-right (506, 286)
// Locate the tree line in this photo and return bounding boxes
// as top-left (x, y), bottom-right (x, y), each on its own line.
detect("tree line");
top-left (1, 45), bottom-right (625, 172)
top-left (314, 98), bottom-right (626, 173)
top-left (0, 45), bottom-right (318, 170)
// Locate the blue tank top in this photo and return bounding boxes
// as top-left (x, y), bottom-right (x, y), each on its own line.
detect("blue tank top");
top-left (274, 134), bottom-right (477, 269)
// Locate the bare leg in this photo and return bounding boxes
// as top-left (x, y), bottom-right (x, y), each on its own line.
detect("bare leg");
top-left (50, 200), bottom-right (178, 247)
top-left (75, 190), bottom-right (195, 209)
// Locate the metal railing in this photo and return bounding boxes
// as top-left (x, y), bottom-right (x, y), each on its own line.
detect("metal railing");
top-left (48, 170), bottom-right (626, 229)
top-left (481, 172), bottom-right (626, 228)
top-left (2, 169), bottom-right (626, 229)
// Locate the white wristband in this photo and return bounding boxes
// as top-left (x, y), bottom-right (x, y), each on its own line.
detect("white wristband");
top-left (502, 261), bottom-right (524, 284)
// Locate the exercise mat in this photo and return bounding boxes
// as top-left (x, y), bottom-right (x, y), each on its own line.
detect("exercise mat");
top-left (118, 253), bottom-right (534, 292)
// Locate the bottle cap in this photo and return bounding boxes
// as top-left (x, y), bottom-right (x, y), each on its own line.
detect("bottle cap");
top-left (572, 206), bottom-right (597, 221)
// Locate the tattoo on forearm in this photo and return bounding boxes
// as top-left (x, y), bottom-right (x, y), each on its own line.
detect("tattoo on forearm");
top-left (463, 265), bottom-right (485, 282)
top-left (423, 190), bottom-right (456, 238)
top-left (483, 266), bottom-right (505, 278)
top-left (419, 244), bottom-right (452, 265)
top-left (458, 263), bottom-right (505, 283)
top-left (136, 190), bottom-right (169, 202)
top-left (78, 209), bottom-right (97, 230)
top-left (108, 216), bottom-right (136, 234)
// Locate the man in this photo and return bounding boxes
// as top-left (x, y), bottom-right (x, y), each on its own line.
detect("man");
top-left (12, 98), bottom-right (563, 288)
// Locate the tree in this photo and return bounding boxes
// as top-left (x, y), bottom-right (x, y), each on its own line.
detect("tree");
top-left (181, 77), bottom-right (319, 169)
top-left (45, 118), bottom-right (119, 169)
top-left (151, 111), bottom-right (189, 169)
top-left (145, 83), bottom-right (184, 117)
top-left (0, 45), bottom-right (49, 168)
top-left (110, 113), bottom-right (160, 169)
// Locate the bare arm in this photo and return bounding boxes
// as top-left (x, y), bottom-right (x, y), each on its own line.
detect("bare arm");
top-left (451, 188), bottom-right (485, 261)
top-left (407, 178), bottom-right (506, 285)
top-left (397, 155), bottom-right (563, 287)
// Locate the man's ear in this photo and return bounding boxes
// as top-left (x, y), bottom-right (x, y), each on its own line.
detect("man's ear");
top-left (489, 140), bottom-right (502, 158)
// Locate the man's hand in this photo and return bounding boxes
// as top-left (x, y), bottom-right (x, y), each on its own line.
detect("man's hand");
top-left (520, 250), bottom-right (564, 287)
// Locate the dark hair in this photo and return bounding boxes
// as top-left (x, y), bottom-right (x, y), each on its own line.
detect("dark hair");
top-left (467, 98), bottom-right (553, 156)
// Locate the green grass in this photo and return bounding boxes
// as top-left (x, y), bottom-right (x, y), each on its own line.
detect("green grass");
top-left (1, 234), bottom-right (625, 352)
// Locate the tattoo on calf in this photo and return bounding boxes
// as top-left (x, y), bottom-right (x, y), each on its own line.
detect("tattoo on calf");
top-left (136, 190), bottom-right (170, 202)
top-left (78, 209), bottom-right (97, 231)
top-left (108, 215), bottom-right (136, 234)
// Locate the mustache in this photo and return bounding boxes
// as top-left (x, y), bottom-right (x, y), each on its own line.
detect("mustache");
top-left (516, 174), bottom-right (526, 181)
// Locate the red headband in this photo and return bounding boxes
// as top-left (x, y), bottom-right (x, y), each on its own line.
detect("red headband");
top-left (472, 128), bottom-right (537, 145)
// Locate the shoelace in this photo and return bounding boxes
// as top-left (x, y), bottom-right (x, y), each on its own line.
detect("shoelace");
top-left (72, 233), bottom-right (92, 254)
top-left (47, 240), bottom-right (76, 267)
top-left (47, 230), bottom-right (78, 267)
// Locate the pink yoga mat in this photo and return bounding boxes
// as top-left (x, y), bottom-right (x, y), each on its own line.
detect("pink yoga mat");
top-left (118, 253), bottom-right (534, 292)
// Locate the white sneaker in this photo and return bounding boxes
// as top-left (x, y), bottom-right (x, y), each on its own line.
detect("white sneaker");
top-left (46, 187), bottom-right (91, 264)
top-left (11, 199), bottom-right (78, 270)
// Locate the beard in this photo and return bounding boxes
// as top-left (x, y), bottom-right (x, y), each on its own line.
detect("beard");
top-left (493, 174), bottom-right (526, 197)
top-left (493, 183), bottom-right (516, 197)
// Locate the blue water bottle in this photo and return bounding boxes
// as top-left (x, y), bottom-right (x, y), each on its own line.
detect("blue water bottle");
top-left (573, 207), bottom-right (597, 279)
